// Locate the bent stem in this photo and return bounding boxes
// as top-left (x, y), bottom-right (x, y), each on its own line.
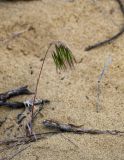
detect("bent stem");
top-left (31, 41), bottom-right (76, 119)
top-left (31, 43), bottom-right (52, 118)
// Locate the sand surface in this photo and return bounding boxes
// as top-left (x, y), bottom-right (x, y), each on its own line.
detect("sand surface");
top-left (0, 0), bottom-right (124, 159)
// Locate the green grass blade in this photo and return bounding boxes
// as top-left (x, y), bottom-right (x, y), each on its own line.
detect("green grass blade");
top-left (52, 43), bottom-right (76, 71)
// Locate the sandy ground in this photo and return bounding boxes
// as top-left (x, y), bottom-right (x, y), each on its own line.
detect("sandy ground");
top-left (0, 0), bottom-right (124, 159)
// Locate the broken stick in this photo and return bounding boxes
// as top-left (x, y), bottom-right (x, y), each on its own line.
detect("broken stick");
top-left (85, 0), bottom-right (124, 51)
top-left (0, 86), bottom-right (33, 101)
top-left (0, 99), bottom-right (50, 109)
top-left (85, 28), bottom-right (124, 51)
top-left (0, 132), bottom-right (59, 146)
top-left (43, 119), bottom-right (124, 136)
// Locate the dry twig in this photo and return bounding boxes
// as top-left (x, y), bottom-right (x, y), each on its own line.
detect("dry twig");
top-left (0, 132), bottom-right (59, 146)
top-left (85, 0), bottom-right (124, 51)
top-left (0, 86), bottom-right (33, 102)
top-left (43, 119), bottom-right (124, 136)
top-left (0, 145), bottom-right (30, 160)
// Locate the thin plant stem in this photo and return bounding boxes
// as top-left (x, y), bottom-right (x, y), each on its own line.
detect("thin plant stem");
top-left (32, 43), bottom-right (53, 118)
top-left (31, 41), bottom-right (76, 119)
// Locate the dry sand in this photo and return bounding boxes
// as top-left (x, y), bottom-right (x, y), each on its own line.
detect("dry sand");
top-left (0, 0), bottom-right (124, 159)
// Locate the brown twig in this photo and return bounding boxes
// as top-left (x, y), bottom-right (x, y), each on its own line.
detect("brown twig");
top-left (0, 133), bottom-right (46, 160)
top-left (0, 86), bottom-right (33, 101)
top-left (1, 119), bottom-right (124, 160)
top-left (85, 28), bottom-right (124, 51)
top-left (85, 0), bottom-right (124, 51)
top-left (43, 119), bottom-right (124, 136)
top-left (0, 131), bottom-right (59, 146)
